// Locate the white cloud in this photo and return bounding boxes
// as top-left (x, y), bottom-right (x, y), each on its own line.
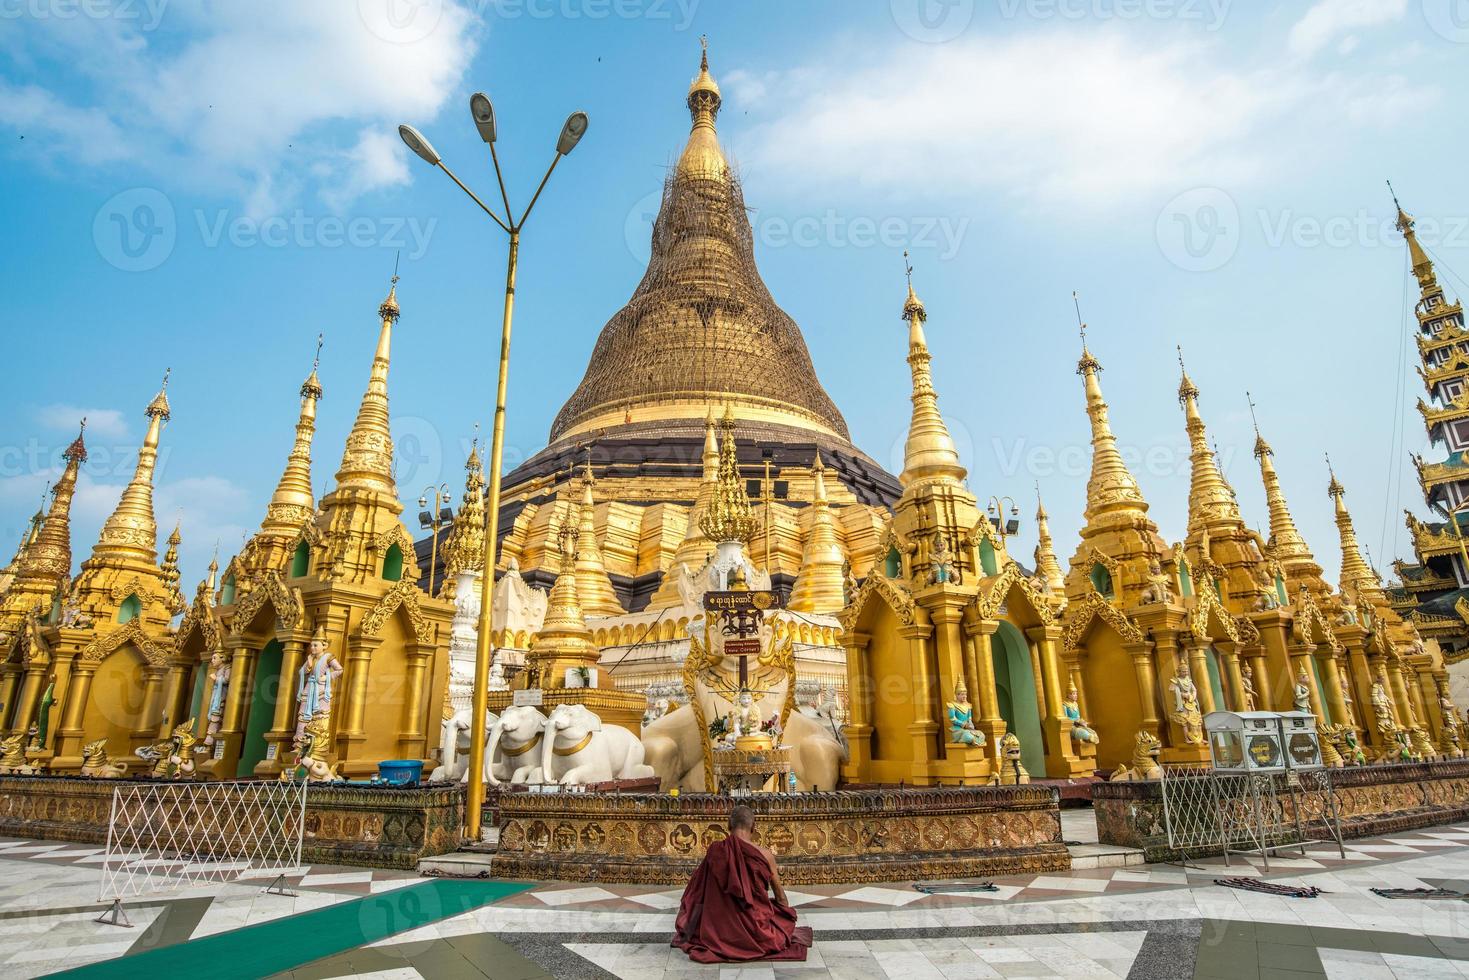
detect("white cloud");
top-left (1, 1), bottom-right (481, 214)
top-left (1289, 0), bottom-right (1408, 59)
top-left (34, 406), bottom-right (128, 441)
top-left (729, 31), bottom-right (1432, 211)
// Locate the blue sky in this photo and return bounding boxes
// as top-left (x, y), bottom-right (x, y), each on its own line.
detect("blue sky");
top-left (2, 0), bottom-right (1467, 589)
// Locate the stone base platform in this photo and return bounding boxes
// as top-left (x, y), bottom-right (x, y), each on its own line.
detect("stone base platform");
top-left (0, 776), bottom-right (467, 871)
top-left (1093, 759), bottom-right (1469, 862)
top-left (492, 785), bottom-right (1069, 885)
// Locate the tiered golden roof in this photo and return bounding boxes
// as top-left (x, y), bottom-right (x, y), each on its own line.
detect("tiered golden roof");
top-left (0, 422), bottom-right (84, 646)
top-left (788, 453), bottom-right (846, 614)
top-left (549, 45), bottom-right (848, 444)
top-left (898, 276), bottom-right (966, 488)
top-left (90, 370), bottom-right (170, 566)
top-left (439, 437), bottom-right (486, 596)
top-left (699, 408), bottom-right (760, 544)
top-left (1252, 421), bottom-right (1326, 591)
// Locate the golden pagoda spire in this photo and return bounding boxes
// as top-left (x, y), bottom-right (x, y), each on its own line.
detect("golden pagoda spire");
top-left (440, 434), bottom-right (486, 597)
top-left (789, 452), bottom-right (847, 614)
top-left (678, 35), bottom-right (727, 180)
top-left (1327, 454), bottom-right (1383, 604)
top-left (526, 521), bottom-right (598, 687)
top-left (1389, 181), bottom-right (1439, 297)
top-left (1249, 393), bottom-right (1324, 587)
top-left (700, 407), bottom-right (760, 543)
top-left (261, 334), bottom-right (324, 538)
top-left (333, 278), bottom-right (399, 498)
top-left (1075, 303), bottom-right (1147, 522)
top-left (1177, 347), bottom-right (1243, 535)
top-left (0, 508), bottom-right (42, 597)
top-left (9, 423), bottom-right (85, 602)
top-left (161, 520), bottom-right (184, 612)
top-left (648, 409), bottom-right (723, 608)
top-left (573, 454), bottom-right (626, 617)
top-left (1033, 485), bottom-right (1066, 594)
top-left (899, 254), bottom-right (966, 488)
top-left (93, 370), bottom-right (170, 564)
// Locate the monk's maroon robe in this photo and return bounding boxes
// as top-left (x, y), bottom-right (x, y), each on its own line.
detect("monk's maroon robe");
top-left (672, 835), bottom-right (812, 963)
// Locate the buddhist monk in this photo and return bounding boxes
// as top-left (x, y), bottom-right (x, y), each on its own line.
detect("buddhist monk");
top-left (672, 805), bottom-right (813, 964)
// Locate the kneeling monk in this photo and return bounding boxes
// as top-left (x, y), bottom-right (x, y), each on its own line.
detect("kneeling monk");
top-left (673, 805), bottom-right (813, 963)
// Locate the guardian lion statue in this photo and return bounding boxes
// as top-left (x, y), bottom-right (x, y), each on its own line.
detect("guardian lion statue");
top-left (1110, 730), bottom-right (1163, 781)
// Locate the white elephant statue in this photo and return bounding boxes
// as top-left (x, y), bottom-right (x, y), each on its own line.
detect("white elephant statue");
top-left (641, 701), bottom-right (848, 792)
top-left (785, 703), bottom-right (849, 791)
top-left (642, 704), bottom-right (707, 792)
top-left (485, 705), bottom-right (550, 786)
top-left (542, 704), bottom-right (656, 786)
top-left (429, 706), bottom-right (498, 783)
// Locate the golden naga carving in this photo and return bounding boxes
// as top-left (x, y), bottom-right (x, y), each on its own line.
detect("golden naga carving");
top-left (357, 578), bottom-right (433, 644)
top-left (231, 569), bottom-right (301, 633)
top-left (1187, 577), bottom-right (1239, 644)
top-left (838, 573), bottom-right (915, 634)
top-left (973, 561), bottom-right (1055, 625)
top-left (107, 576), bottom-right (166, 608)
top-left (1110, 730), bottom-right (1163, 781)
top-left (79, 739), bottom-right (128, 778)
top-left (79, 619), bottom-right (168, 666)
top-left (1061, 590), bottom-right (1143, 653)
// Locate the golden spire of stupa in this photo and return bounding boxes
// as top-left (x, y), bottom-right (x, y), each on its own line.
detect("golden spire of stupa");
top-left (333, 277), bottom-right (399, 499)
top-left (0, 508), bottom-right (42, 597)
top-left (700, 407), bottom-right (760, 543)
top-left (1327, 454), bottom-right (1383, 604)
top-left (679, 35), bottom-right (727, 180)
top-left (260, 335), bottom-right (324, 539)
top-left (1389, 181), bottom-right (1439, 296)
top-left (573, 454), bottom-right (625, 617)
top-left (648, 409), bottom-right (723, 608)
top-left (1177, 347), bottom-right (1243, 536)
top-left (526, 521), bottom-right (598, 687)
top-left (899, 254), bottom-right (966, 488)
top-left (789, 452), bottom-right (847, 614)
top-left (1249, 393), bottom-right (1324, 588)
top-left (1033, 485), bottom-right (1066, 595)
top-left (92, 370), bottom-right (171, 564)
top-left (440, 434), bottom-right (486, 596)
top-left (1074, 303), bottom-right (1147, 522)
top-left (161, 520), bottom-right (184, 612)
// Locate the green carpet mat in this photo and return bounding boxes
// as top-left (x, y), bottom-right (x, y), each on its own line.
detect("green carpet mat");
top-left (49, 878), bottom-right (532, 980)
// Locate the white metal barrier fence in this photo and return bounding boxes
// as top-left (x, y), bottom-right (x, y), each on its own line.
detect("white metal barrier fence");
top-left (1159, 766), bottom-right (1344, 870)
top-left (96, 780), bottom-right (308, 925)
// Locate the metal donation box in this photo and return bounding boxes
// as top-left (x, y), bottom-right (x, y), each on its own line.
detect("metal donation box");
top-left (1277, 711), bottom-right (1323, 770)
top-left (1204, 711), bottom-right (1286, 772)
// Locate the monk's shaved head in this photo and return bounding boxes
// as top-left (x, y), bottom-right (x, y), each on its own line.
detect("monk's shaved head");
top-left (728, 805), bottom-right (756, 833)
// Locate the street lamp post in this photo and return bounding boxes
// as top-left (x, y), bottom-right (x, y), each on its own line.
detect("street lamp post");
top-left (418, 484), bottom-right (452, 596)
top-left (400, 98), bottom-right (588, 842)
top-left (987, 496), bottom-right (1020, 543)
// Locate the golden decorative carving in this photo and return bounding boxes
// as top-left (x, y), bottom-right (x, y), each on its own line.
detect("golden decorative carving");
top-left (974, 560), bottom-right (1055, 625)
top-left (356, 579), bottom-right (433, 645)
top-left (230, 570), bottom-right (301, 634)
top-left (80, 620), bottom-right (168, 666)
top-left (838, 573), bottom-right (915, 634)
top-left (1061, 590), bottom-right (1143, 653)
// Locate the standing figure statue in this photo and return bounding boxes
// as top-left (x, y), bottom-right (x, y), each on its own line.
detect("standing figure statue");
top-left (1240, 662), bottom-right (1258, 712)
top-left (1168, 657), bottom-right (1203, 744)
top-left (841, 559), bottom-right (858, 606)
top-left (946, 680), bottom-right (986, 747)
top-left (928, 533), bottom-right (954, 586)
top-left (1292, 665), bottom-right (1312, 714)
top-left (1062, 684), bottom-right (1097, 744)
top-left (295, 624), bottom-right (343, 745)
top-left (1339, 666), bottom-right (1356, 725)
top-left (204, 648), bottom-right (230, 747)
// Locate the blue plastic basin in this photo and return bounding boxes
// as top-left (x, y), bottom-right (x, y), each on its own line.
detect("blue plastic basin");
top-left (378, 759), bottom-right (423, 786)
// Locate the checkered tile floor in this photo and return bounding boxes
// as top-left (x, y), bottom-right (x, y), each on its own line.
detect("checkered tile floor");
top-left (8, 819), bottom-right (1469, 977)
